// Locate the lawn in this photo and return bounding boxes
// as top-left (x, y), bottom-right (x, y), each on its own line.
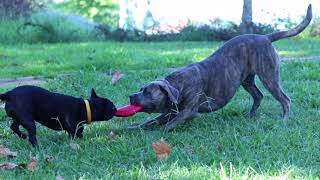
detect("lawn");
top-left (0, 38), bottom-right (320, 179)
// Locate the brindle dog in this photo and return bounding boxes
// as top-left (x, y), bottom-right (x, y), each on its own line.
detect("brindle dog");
top-left (129, 5), bottom-right (312, 131)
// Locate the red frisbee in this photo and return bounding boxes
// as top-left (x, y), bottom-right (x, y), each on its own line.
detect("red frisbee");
top-left (115, 104), bottom-right (143, 117)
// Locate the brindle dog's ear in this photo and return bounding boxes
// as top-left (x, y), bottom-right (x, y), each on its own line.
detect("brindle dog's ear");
top-left (155, 80), bottom-right (179, 104)
top-left (91, 88), bottom-right (98, 98)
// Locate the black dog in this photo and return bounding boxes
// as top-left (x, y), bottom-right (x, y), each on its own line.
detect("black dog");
top-left (0, 85), bottom-right (116, 147)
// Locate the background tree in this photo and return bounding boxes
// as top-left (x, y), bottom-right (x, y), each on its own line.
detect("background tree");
top-left (56, 0), bottom-right (119, 27)
top-left (239, 0), bottom-right (254, 34)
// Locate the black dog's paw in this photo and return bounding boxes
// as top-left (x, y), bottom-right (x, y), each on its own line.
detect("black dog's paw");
top-left (20, 133), bottom-right (27, 139)
top-left (76, 133), bottom-right (83, 139)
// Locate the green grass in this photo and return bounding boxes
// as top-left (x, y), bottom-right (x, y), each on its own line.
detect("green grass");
top-left (0, 38), bottom-right (320, 179)
top-left (0, 37), bottom-right (319, 78)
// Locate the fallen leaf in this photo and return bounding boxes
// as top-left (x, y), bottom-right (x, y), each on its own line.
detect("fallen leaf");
top-left (18, 163), bottom-right (27, 169)
top-left (27, 156), bottom-right (37, 171)
top-left (186, 144), bottom-right (194, 154)
top-left (56, 175), bottom-right (64, 180)
top-left (0, 145), bottom-right (17, 157)
top-left (70, 143), bottom-right (80, 150)
top-left (152, 138), bottom-right (171, 160)
top-left (111, 71), bottom-right (124, 85)
top-left (0, 162), bottom-right (18, 171)
top-left (45, 155), bottom-right (53, 163)
top-left (108, 131), bottom-right (118, 140)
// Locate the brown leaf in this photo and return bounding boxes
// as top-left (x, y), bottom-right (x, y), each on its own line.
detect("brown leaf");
top-left (70, 143), bottom-right (80, 150)
top-left (0, 145), bottom-right (17, 157)
top-left (111, 71), bottom-right (124, 85)
top-left (45, 155), bottom-right (53, 163)
top-left (56, 175), bottom-right (64, 180)
top-left (0, 162), bottom-right (18, 171)
top-left (108, 131), bottom-right (118, 140)
top-left (152, 138), bottom-right (171, 160)
top-left (186, 144), bottom-right (194, 154)
top-left (27, 156), bottom-right (37, 171)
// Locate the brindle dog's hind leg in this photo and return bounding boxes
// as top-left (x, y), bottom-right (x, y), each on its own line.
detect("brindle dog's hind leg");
top-left (258, 52), bottom-right (291, 120)
top-left (242, 74), bottom-right (264, 118)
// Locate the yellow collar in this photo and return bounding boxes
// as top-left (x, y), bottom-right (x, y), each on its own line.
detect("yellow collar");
top-left (84, 100), bottom-right (92, 124)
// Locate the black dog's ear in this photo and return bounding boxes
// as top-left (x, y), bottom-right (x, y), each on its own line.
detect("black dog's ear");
top-left (155, 80), bottom-right (179, 104)
top-left (91, 88), bottom-right (98, 98)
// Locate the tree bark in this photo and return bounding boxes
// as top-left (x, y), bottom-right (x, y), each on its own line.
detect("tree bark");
top-left (240, 0), bottom-right (254, 34)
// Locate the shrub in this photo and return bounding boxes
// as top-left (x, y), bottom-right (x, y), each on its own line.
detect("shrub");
top-left (0, 18), bottom-right (27, 44)
top-left (310, 17), bottom-right (320, 37)
top-left (17, 10), bottom-right (102, 43)
top-left (252, 22), bottom-right (278, 35)
top-left (0, 0), bottom-right (45, 19)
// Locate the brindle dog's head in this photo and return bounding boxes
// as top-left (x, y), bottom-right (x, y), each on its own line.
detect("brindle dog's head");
top-left (130, 80), bottom-right (180, 113)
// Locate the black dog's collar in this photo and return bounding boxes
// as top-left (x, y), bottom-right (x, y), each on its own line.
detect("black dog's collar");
top-left (84, 100), bottom-right (92, 124)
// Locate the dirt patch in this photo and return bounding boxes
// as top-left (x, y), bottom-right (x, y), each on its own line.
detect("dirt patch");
top-left (281, 56), bottom-right (320, 62)
top-left (0, 76), bottom-right (46, 88)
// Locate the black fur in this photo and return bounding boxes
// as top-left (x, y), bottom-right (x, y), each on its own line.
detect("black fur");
top-left (0, 85), bottom-right (116, 147)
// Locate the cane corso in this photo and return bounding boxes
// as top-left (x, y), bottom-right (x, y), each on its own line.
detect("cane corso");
top-left (0, 85), bottom-right (116, 146)
top-left (129, 5), bottom-right (312, 131)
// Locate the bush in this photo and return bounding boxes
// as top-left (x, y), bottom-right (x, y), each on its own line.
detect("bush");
top-left (0, 0), bottom-right (45, 19)
top-left (142, 19), bottom-right (276, 42)
top-left (0, 11), bottom-right (302, 44)
top-left (17, 10), bottom-right (102, 43)
top-left (0, 18), bottom-right (28, 44)
top-left (252, 22), bottom-right (278, 35)
top-left (310, 17), bottom-right (320, 37)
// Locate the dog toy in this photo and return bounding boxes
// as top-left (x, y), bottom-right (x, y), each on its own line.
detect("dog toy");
top-left (115, 105), bottom-right (143, 117)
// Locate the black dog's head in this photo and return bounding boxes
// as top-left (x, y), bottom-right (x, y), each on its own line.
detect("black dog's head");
top-left (89, 88), bottom-right (116, 121)
top-left (129, 80), bottom-right (180, 113)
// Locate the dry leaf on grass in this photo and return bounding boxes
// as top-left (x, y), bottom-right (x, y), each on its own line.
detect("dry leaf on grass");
top-left (108, 131), bottom-right (118, 140)
top-left (0, 145), bottom-right (17, 157)
top-left (111, 71), bottom-right (124, 85)
top-left (152, 138), bottom-right (171, 160)
top-left (45, 155), bottom-right (53, 163)
top-left (70, 143), bottom-right (80, 150)
top-left (186, 144), bottom-right (194, 154)
top-left (0, 162), bottom-right (18, 171)
top-left (56, 175), bottom-right (64, 180)
top-left (27, 156), bottom-right (37, 171)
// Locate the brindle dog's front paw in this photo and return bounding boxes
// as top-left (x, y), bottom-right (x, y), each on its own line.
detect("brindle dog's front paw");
top-left (127, 118), bottom-right (158, 130)
top-left (245, 112), bottom-right (253, 119)
top-left (164, 121), bottom-right (178, 131)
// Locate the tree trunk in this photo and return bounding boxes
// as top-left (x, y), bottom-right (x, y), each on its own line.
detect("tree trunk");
top-left (240, 0), bottom-right (254, 34)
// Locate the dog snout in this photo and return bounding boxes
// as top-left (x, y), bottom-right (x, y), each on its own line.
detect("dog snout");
top-left (130, 95), bottom-right (135, 104)
top-left (130, 94), bottom-right (141, 105)
top-left (111, 105), bottom-right (117, 114)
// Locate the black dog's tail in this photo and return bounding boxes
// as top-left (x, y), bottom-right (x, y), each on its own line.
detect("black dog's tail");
top-left (0, 93), bottom-right (8, 101)
top-left (267, 4), bottom-right (312, 42)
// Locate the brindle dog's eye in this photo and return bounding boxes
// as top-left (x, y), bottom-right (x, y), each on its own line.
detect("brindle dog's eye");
top-left (143, 89), bottom-right (152, 97)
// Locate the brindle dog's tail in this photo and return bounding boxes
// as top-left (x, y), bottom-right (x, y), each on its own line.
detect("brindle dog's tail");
top-left (267, 4), bottom-right (312, 42)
